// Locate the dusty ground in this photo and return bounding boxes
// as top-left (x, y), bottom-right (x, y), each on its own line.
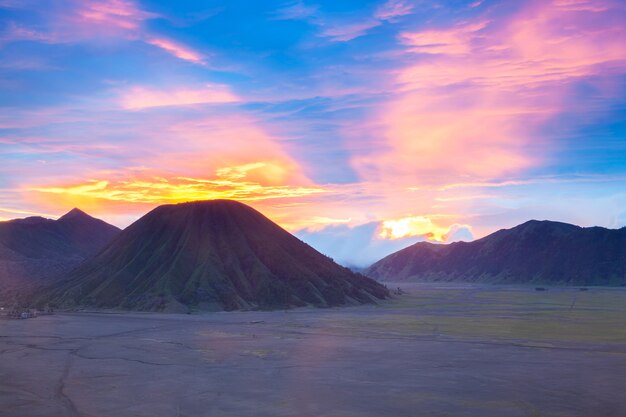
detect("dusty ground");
top-left (1, 284), bottom-right (626, 417)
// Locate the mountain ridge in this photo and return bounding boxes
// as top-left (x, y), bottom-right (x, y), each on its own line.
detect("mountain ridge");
top-left (366, 219), bottom-right (626, 285)
top-left (0, 209), bottom-right (121, 303)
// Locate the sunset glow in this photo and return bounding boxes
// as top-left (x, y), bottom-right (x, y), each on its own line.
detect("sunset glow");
top-left (379, 216), bottom-right (470, 242)
top-left (1, 0), bottom-right (625, 266)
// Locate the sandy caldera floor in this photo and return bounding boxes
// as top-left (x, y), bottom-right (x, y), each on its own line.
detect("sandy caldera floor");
top-left (1, 284), bottom-right (626, 417)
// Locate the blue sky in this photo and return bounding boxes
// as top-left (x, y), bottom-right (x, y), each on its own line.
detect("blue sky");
top-left (1, 0), bottom-right (626, 266)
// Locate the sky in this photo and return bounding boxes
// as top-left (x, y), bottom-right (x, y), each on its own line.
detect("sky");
top-left (1, 0), bottom-right (626, 267)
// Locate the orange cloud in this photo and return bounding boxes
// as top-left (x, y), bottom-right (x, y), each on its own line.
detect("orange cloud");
top-left (32, 166), bottom-right (326, 205)
top-left (144, 115), bottom-right (313, 185)
top-left (22, 111), bottom-right (332, 228)
top-left (379, 215), bottom-right (472, 242)
top-left (28, 168), bottom-right (331, 231)
top-left (120, 84), bottom-right (239, 109)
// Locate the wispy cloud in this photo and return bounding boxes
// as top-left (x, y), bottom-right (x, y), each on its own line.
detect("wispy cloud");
top-left (1, 0), bottom-right (208, 66)
top-left (119, 84), bottom-right (239, 110)
top-left (319, 19), bottom-right (381, 42)
top-left (438, 175), bottom-right (626, 190)
top-left (273, 1), bottom-right (319, 20)
top-left (0, 22), bottom-right (56, 45)
top-left (74, 0), bottom-right (155, 31)
top-left (374, 0), bottom-right (414, 21)
top-left (399, 21), bottom-right (488, 55)
top-left (280, 0), bottom-right (413, 43)
top-left (145, 37), bottom-right (206, 65)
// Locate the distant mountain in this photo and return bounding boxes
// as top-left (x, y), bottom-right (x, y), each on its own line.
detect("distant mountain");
top-left (366, 220), bottom-right (626, 286)
top-left (0, 209), bottom-right (121, 303)
top-left (43, 200), bottom-right (388, 311)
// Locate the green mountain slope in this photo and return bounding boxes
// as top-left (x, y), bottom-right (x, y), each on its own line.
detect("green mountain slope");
top-left (366, 220), bottom-right (626, 285)
top-left (45, 200), bottom-right (388, 311)
top-left (0, 209), bottom-right (121, 303)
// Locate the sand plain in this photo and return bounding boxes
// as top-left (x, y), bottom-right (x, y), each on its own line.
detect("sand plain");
top-left (1, 284), bottom-right (625, 417)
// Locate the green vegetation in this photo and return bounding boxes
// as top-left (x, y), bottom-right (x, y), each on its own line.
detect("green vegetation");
top-left (44, 200), bottom-right (388, 311)
top-left (319, 286), bottom-right (626, 344)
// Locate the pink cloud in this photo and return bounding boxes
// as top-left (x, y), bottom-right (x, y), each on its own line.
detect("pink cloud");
top-left (51, 0), bottom-right (155, 41)
top-left (1, 0), bottom-right (207, 66)
top-left (397, 0), bottom-right (626, 88)
top-left (120, 84), bottom-right (239, 110)
top-left (2, 0), bottom-right (142, 42)
top-left (73, 2), bottom-right (207, 65)
top-left (552, 0), bottom-right (612, 12)
top-left (399, 21), bottom-right (488, 55)
top-left (375, 0), bottom-right (414, 21)
top-left (0, 22), bottom-right (56, 45)
top-left (146, 37), bottom-right (206, 65)
top-left (75, 0), bottom-right (155, 31)
top-left (19, 110), bottom-right (332, 230)
top-left (351, 0), bottom-right (626, 188)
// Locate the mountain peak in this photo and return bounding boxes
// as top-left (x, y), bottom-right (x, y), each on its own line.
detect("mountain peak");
top-left (517, 219), bottom-right (577, 227)
top-left (170, 199), bottom-right (246, 210)
top-left (58, 208), bottom-right (91, 221)
top-left (46, 200), bottom-right (388, 311)
top-left (511, 219), bottom-right (581, 234)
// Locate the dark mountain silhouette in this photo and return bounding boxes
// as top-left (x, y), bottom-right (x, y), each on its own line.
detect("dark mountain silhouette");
top-left (44, 200), bottom-right (388, 311)
top-left (0, 209), bottom-right (121, 302)
top-left (366, 220), bottom-right (626, 286)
